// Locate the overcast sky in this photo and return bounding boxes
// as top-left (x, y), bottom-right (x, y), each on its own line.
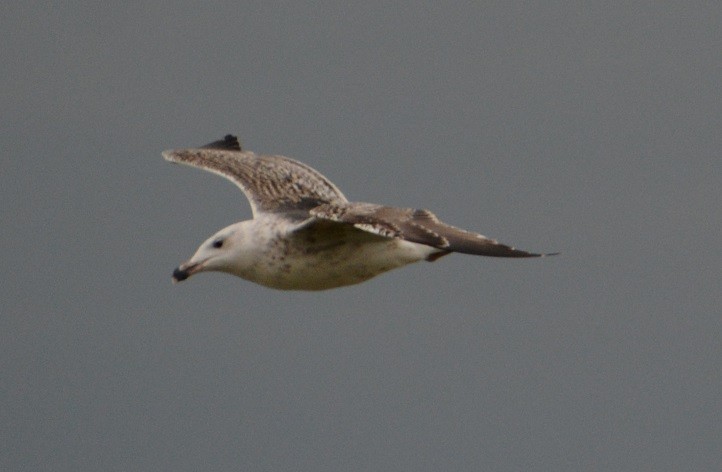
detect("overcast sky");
top-left (2, 2), bottom-right (721, 471)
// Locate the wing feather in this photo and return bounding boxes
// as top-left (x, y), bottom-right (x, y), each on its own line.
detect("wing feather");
top-left (163, 136), bottom-right (347, 218)
top-left (310, 203), bottom-right (556, 258)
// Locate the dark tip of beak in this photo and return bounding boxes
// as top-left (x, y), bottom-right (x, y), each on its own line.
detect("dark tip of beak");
top-left (172, 267), bottom-right (189, 283)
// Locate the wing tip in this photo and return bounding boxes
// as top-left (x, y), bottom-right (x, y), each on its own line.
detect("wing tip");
top-left (161, 149), bottom-right (177, 162)
top-left (471, 242), bottom-right (560, 258)
top-left (201, 134), bottom-right (241, 151)
top-left (527, 251), bottom-right (560, 258)
top-left (162, 134), bottom-right (242, 163)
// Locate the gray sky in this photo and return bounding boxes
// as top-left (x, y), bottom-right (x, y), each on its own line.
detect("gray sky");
top-left (2, 2), bottom-right (721, 471)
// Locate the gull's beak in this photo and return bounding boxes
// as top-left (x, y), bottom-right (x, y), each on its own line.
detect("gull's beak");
top-left (172, 260), bottom-right (205, 283)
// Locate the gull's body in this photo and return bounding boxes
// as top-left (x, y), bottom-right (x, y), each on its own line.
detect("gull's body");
top-left (164, 135), bottom-right (555, 290)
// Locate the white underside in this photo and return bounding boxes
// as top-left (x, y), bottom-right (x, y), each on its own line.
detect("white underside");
top-left (234, 232), bottom-right (439, 290)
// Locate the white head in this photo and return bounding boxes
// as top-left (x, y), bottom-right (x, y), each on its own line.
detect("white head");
top-left (172, 221), bottom-right (257, 282)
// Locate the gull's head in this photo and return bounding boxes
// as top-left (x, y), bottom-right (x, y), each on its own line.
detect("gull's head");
top-left (172, 221), bottom-right (255, 283)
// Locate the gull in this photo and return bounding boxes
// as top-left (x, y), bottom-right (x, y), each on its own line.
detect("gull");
top-left (164, 135), bottom-right (556, 290)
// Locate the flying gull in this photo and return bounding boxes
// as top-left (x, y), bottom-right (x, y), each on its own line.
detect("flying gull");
top-left (164, 135), bottom-right (556, 290)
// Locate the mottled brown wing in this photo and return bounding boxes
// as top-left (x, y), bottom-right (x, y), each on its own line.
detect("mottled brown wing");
top-left (163, 135), bottom-right (348, 218)
top-left (310, 202), bottom-right (555, 257)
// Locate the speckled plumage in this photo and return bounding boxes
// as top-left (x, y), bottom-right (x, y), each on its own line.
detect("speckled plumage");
top-left (165, 134), bottom-right (346, 219)
top-left (164, 135), bottom-right (555, 290)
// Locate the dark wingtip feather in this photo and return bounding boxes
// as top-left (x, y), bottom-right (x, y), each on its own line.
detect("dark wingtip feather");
top-left (200, 134), bottom-right (242, 151)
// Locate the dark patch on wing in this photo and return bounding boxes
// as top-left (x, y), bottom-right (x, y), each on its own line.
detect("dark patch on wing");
top-left (201, 134), bottom-right (242, 151)
top-left (274, 197), bottom-right (334, 222)
top-left (290, 218), bottom-right (391, 255)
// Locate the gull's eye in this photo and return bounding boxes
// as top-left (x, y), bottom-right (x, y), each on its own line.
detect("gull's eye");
top-left (212, 239), bottom-right (224, 249)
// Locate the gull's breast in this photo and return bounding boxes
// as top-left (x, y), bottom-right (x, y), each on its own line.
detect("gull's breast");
top-left (247, 237), bottom-right (437, 290)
